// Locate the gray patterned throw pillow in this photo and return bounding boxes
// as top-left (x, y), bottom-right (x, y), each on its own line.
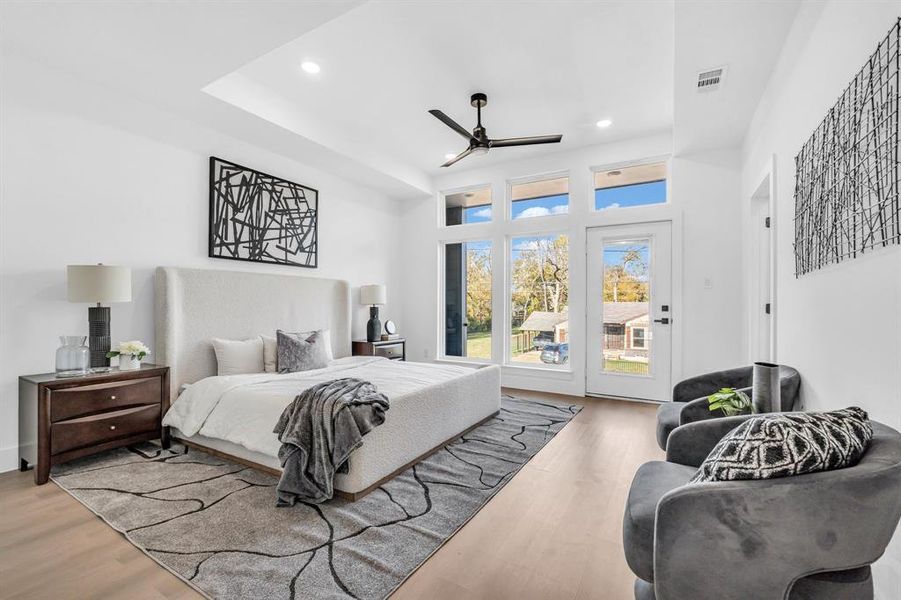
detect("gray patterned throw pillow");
top-left (690, 407), bottom-right (873, 484)
top-left (277, 330), bottom-right (330, 373)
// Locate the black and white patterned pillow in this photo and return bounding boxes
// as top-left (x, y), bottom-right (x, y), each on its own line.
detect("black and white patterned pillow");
top-left (690, 407), bottom-right (873, 483)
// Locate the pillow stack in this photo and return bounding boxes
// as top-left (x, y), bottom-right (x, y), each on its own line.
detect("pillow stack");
top-left (211, 328), bottom-right (333, 376)
top-left (691, 407), bottom-right (873, 483)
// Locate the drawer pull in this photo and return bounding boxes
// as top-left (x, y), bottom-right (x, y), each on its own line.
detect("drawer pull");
top-left (109, 425), bottom-right (116, 431)
top-left (110, 395), bottom-right (116, 400)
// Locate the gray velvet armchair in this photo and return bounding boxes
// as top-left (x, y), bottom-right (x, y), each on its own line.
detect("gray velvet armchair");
top-left (656, 364), bottom-right (801, 450)
top-left (623, 416), bottom-right (901, 600)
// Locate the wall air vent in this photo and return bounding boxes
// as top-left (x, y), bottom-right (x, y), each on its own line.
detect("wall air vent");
top-left (697, 66), bottom-right (726, 92)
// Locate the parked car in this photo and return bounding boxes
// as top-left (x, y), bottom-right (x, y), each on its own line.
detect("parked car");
top-left (532, 331), bottom-right (554, 351)
top-left (540, 343), bottom-right (569, 365)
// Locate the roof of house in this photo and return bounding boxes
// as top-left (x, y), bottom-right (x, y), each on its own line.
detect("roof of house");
top-left (519, 310), bottom-right (569, 332)
top-left (603, 302), bottom-right (649, 324)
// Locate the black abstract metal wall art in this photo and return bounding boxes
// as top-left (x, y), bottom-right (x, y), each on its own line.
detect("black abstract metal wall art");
top-left (794, 19), bottom-right (901, 277)
top-left (209, 157), bottom-right (318, 268)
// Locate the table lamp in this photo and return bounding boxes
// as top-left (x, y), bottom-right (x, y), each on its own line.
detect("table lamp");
top-left (360, 284), bottom-right (387, 342)
top-left (67, 264), bottom-right (132, 368)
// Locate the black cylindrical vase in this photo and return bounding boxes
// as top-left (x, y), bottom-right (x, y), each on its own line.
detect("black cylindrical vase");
top-left (88, 305), bottom-right (111, 368)
top-left (752, 361), bottom-right (781, 413)
top-left (367, 306), bottom-right (381, 342)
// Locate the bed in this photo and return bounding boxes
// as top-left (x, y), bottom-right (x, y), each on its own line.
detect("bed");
top-left (154, 266), bottom-right (501, 500)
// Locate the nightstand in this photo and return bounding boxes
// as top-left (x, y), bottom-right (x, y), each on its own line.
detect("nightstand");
top-left (19, 364), bottom-right (170, 485)
top-left (352, 339), bottom-right (406, 361)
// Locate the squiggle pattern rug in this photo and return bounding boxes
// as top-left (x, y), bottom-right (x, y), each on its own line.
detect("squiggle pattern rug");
top-left (51, 396), bottom-right (581, 599)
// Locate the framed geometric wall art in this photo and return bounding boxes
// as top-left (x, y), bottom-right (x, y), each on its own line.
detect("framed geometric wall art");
top-left (209, 157), bottom-right (318, 268)
top-left (794, 18), bottom-right (901, 277)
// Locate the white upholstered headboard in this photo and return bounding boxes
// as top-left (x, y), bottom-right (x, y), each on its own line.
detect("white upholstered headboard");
top-left (154, 266), bottom-right (351, 398)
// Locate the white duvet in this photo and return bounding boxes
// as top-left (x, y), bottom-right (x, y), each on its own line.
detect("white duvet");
top-left (163, 356), bottom-right (487, 460)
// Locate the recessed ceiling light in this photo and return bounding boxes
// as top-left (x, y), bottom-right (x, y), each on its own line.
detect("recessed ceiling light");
top-left (444, 153), bottom-right (457, 160)
top-left (596, 119), bottom-right (613, 128)
top-left (608, 170), bottom-right (622, 176)
top-left (301, 61), bottom-right (321, 74)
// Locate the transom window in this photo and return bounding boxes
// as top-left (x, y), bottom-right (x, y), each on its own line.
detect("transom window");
top-left (594, 162), bottom-right (667, 211)
top-left (511, 176), bottom-right (569, 219)
top-left (444, 185), bottom-right (492, 226)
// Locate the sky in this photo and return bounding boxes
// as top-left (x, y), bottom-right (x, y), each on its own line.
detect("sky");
top-left (460, 179), bottom-right (666, 224)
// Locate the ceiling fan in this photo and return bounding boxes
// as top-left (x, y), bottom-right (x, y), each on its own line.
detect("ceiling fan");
top-left (429, 93), bottom-right (563, 167)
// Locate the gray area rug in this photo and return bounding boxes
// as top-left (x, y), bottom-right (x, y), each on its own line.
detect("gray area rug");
top-left (51, 396), bottom-right (581, 600)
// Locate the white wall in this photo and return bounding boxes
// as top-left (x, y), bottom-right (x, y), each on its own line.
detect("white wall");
top-left (740, 3), bottom-right (901, 597)
top-left (0, 57), bottom-right (404, 473)
top-left (399, 133), bottom-right (745, 397)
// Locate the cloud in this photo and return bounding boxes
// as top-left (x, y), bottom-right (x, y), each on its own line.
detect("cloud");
top-left (471, 207), bottom-right (492, 219)
top-left (517, 206), bottom-right (551, 218)
top-left (515, 204), bottom-right (569, 219)
top-left (598, 203), bottom-right (620, 211)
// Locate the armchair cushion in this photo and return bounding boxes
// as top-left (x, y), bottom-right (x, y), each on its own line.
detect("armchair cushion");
top-left (655, 402), bottom-right (683, 450)
top-left (691, 407), bottom-right (873, 484)
top-left (623, 461), bottom-right (696, 582)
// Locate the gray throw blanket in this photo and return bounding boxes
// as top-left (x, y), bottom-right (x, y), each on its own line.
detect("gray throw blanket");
top-left (273, 378), bottom-right (389, 506)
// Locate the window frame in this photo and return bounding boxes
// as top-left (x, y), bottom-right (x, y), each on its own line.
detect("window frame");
top-left (630, 326), bottom-right (647, 349)
top-left (505, 229), bottom-right (572, 371)
top-left (589, 157), bottom-right (671, 213)
top-left (506, 170), bottom-right (571, 222)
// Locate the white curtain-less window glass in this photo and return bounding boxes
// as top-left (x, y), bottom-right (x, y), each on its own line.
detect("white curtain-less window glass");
top-left (510, 234), bottom-right (569, 367)
top-left (444, 186), bottom-right (492, 225)
top-left (602, 238), bottom-right (651, 375)
top-left (594, 163), bottom-right (666, 211)
top-left (444, 241), bottom-right (492, 359)
top-left (511, 177), bottom-right (569, 219)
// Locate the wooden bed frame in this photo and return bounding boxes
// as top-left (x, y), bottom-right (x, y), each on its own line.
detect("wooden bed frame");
top-left (174, 411), bottom-right (498, 502)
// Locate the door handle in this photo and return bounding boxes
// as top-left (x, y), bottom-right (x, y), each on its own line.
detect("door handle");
top-left (653, 318), bottom-right (670, 325)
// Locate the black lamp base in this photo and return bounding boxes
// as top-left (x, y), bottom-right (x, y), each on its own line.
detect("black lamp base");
top-left (366, 306), bottom-right (381, 342)
top-left (88, 305), bottom-right (111, 368)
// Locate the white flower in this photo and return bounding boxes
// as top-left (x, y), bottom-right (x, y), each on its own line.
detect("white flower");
top-left (118, 340), bottom-right (150, 356)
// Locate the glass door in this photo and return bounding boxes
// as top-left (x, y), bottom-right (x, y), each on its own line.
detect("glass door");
top-left (586, 222), bottom-right (672, 401)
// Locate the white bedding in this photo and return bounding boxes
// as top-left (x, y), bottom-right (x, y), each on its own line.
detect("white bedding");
top-left (164, 356), bottom-right (501, 493)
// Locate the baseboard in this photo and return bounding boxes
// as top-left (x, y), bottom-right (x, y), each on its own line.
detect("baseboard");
top-left (0, 445), bottom-right (20, 474)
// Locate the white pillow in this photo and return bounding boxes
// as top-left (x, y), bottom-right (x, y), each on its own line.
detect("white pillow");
top-left (261, 334), bottom-right (278, 373)
top-left (211, 337), bottom-right (264, 376)
top-left (261, 329), bottom-right (333, 373)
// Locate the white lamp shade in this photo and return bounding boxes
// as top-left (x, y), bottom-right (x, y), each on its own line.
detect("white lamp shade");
top-left (67, 265), bottom-right (132, 303)
top-left (360, 284), bottom-right (387, 305)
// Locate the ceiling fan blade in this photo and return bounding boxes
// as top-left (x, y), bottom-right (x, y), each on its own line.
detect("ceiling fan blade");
top-left (441, 148), bottom-right (474, 168)
top-left (490, 134), bottom-right (563, 148)
top-left (428, 109), bottom-right (473, 140)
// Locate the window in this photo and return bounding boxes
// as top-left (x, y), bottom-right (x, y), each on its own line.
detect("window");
top-left (444, 186), bottom-right (492, 225)
top-left (443, 241), bottom-right (492, 359)
top-left (594, 162), bottom-right (667, 211)
top-left (510, 233), bottom-right (569, 367)
top-left (511, 176), bottom-right (569, 219)
top-left (631, 327), bottom-right (646, 349)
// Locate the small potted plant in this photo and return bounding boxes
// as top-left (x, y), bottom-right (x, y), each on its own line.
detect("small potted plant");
top-left (707, 387), bottom-right (755, 416)
top-left (107, 340), bottom-right (151, 371)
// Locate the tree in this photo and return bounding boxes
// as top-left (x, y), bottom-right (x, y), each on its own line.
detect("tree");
top-left (603, 248), bottom-right (649, 302)
top-left (465, 247), bottom-right (492, 331)
top-left (511, 235), bottom-right (569, 327)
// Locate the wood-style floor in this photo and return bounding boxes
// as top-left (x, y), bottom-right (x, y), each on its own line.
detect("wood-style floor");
top-left (0, 389), bottom-right (662, 600)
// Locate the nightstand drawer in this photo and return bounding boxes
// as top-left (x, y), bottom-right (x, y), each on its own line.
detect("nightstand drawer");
top-left (50, 377), bottom-right (161, 422)
top-left (374, 343), bottom-right (404, 360)
top-left (51, 404), bottom-right (161, 455)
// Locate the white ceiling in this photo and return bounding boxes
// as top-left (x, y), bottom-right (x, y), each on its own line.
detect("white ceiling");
top-left (207, 1), bottom-right (675, 182)
top-left (1, 1), bottom-right (801, 197)
top-left (673, 0), bottom-right (801, 153)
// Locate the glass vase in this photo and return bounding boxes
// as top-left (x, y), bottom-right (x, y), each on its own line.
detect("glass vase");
top-left (56, 336), bottom-right (90, 374)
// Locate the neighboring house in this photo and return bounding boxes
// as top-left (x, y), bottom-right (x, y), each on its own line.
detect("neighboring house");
top-left (602, 302), bottom-right (649, 359)
top-left (519, 309), bottom-right (569, 343)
